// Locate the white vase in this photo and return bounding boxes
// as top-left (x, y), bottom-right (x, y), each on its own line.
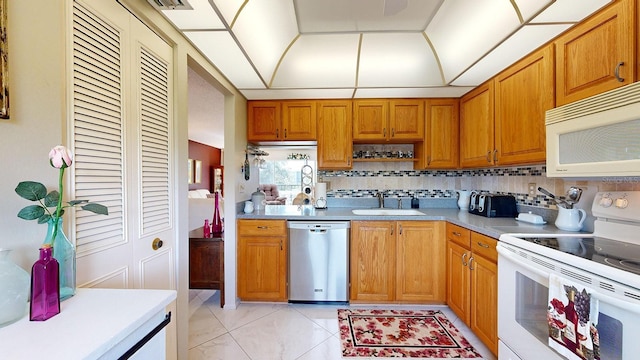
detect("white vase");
top-left (0, 249), bottom-right (30, 327)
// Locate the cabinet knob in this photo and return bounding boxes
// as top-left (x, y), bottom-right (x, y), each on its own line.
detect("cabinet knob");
top-left (152, 238), bottom-right (163, 250)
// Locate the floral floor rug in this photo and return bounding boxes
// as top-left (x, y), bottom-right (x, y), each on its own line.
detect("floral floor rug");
top-left (338, 309), bottom-right (483, 358)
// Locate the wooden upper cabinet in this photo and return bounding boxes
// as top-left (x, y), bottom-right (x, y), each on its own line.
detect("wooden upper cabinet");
top-left (247, 100), bottom-right (316, 142)
top-left (416, 99), bottom-right (459, 169)
top-left (282, 100), bottom-right (316, 140)
top-left (460, 82), bottom-right (495, 168)
top-left (555, 0), bottom-right (636, 106)
top-left (389, 99), bottom-right (424, 141)
top-left (247, 101), bottom-right (281, 141)
top-left (353, 100), bottom-right (389, 142)
top-left (494, 44), bottom-right (554, 166)
top-left (317, 100), bottom-right (353, 170)
top-left (353, 99), bottom-right (423, 142)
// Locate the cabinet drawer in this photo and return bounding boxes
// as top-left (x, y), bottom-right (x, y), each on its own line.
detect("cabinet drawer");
top-left (446, 223), bottom-right (471, 248)
top-left (237, 219), bottom-right (287, 236)
top-left (471, 232), bottom-right (497, 263)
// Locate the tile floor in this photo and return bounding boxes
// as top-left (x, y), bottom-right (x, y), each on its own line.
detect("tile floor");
top-left (188, 290), bottom-right (498, 360)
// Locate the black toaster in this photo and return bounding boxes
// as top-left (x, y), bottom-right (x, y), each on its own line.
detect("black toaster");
top-left (468, 192), bottom-right (517, 218)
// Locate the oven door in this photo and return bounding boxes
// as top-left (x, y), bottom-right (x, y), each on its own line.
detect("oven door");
top-left (497, 243), bottom-right (640, 360)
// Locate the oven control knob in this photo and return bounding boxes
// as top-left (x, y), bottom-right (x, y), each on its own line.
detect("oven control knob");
top-left (599, 196), bottom-right (613, 208)
top-left (615, 197), bottom-right (629, 209)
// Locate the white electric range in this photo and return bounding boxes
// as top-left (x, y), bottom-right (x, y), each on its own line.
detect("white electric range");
top-left (497, 191), bottom-right (640, 360)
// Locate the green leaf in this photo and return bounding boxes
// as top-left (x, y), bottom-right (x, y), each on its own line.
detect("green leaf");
top-left (17, 205), bottom-right (45, 220)
top-left (82, 203), bottom-right (109, 215)
top-left (44, 191), bottom-right (60, 207)
top-left (38, 214), bottom-right (52, 224)
top-left (15, 181), bottom-right (47, 201)
top-left (68, 199), bottom-right (89, 206)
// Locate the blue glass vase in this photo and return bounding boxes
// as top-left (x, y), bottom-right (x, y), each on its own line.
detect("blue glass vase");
top-left (43, 217), bottom-right (76, 301)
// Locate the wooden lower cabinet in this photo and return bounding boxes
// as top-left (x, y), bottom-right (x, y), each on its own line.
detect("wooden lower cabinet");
top-left (350, 220), bottom-right (445, 303)
top-left (446, 223), bottom-right (498, 356)
top-left (237, 219), bottom-right (287, 301)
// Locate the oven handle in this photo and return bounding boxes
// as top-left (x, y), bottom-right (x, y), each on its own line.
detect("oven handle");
top-left (498, 245), bottom-right (640, 315)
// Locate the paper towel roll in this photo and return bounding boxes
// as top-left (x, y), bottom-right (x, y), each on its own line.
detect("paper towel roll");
top-left (314, 182), bottom-right (327, 208)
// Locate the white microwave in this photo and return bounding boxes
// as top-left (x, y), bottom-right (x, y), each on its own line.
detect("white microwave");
top-left (546, 82), bottom-right (640, 177)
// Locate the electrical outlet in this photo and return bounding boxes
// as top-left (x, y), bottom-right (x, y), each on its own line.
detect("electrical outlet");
top-left (238, 184), bottom-right (245, 194)
top-left (528, 183), bottom-right (537, 197)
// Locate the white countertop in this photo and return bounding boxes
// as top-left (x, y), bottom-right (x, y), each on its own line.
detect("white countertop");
top-left (237, 205), bottom-right (580, 239)
top-left (0, 288), bottom-right (176, 359)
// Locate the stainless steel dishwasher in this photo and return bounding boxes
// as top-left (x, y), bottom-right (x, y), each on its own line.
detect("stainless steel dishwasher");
top-left (287, 221), bottom-right (350, 303)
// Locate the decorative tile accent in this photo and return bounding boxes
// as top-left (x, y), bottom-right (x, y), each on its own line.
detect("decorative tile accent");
top-left (318, 165), bottom-right (546, 178)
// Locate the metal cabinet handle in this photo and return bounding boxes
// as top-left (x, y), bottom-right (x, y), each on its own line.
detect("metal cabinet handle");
top-left (276, 128), bottom-right (279, 138)
top-left (280, 239), bottom-right (283, 250)
top-left (486, 151), bottom-right (492, 163)
top-left (452, 231), bottom-right (461, 237)
top-left (348, 158), bottom-right (351, 166)
top-left (427, 156), bottom-right (431, 166)
top-left (384, 128), bottom-right (387, 137)
top-left (399, 224), bottom-right (403, 235)
top-left (493, 149), bottom-right (498, 163)
top-left (461, 252), bottom-right (468, 266)
top-left (392, 128), bottom-right (395, 137)
top-left (468, 256), bottom-right (475, 270)
top-left (477, 241), bottom-right (490, 248)
top-left (257, 226), bottom-right (268, 229)
top-left (284, 128), bottom-right (287, 138)
top-left (615, 62), bottom-right (625, 82)
top-left (390, 224), bottom-right (394, 235)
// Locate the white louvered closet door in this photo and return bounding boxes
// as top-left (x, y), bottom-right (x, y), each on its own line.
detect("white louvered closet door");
top-left (71, 0), bottom-right (175, 290)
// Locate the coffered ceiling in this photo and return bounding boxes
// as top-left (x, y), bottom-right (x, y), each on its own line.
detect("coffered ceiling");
top-left (150, 0), bottom-right (611, 100)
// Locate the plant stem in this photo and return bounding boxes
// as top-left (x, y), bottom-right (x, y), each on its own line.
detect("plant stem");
top-left (52, 167), bottom-right (65, 244)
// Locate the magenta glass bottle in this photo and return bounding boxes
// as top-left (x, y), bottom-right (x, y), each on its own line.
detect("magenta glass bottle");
top-left (30, 245), bottom-right (60, 321)
top-left (212, 191), bottom-right (223, 236)
top-left (203, 219), bottom-right (211, 238)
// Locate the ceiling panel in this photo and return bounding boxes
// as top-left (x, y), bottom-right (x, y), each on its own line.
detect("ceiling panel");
top-left (531, 0), bottom-right (611, 22)
top-left (232, 0), bottom-right (299, 80)
top-left (513, 0), bottom-right (554, 22)
top-left (452, 24), bottom-right (571, 86)
top-left (240, 88), bottom-right (356, 100)
top-left (185, 31), bottom-right (265, 89)
top-left (295, 0), bottom-right (442, 33)
top-left (211, 0), bottom-right (244, 26)
top-left (354, 86), bottom-right (474, 99)
top-left (160, 0), bottom-right (225, 29)
top-left (271, 34), bottom-right (360, 88)
top-left (426, 0), bottom-right (521, 83)
top-left (358, 33), bottom-right (442, 87)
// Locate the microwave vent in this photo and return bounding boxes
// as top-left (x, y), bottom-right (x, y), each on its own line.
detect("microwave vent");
top-left (546, 81), bottom-right (640, 125)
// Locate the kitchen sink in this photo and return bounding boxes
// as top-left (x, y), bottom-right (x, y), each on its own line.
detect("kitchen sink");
top-left (351, 209), bottom-right (425, 216)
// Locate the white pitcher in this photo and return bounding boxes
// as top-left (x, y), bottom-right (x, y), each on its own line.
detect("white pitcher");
top-left (456, 190), bottom-right (471, 210)
top-left (555, 206), bottom-right (587, 232)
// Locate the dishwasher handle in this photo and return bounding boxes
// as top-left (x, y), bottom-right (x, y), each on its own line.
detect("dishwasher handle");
top-left (309, 229), bottom-right (328, 234)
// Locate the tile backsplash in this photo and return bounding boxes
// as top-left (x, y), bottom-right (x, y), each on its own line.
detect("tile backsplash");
top-left (318, 162), bottom-right (640, 210)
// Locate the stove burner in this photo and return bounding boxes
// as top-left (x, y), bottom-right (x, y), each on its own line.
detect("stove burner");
top-left (617, 259), bottom-right (640, 272)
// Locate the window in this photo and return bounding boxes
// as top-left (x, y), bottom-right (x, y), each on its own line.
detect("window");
top-left (258, 147), bottom-right (317, 204)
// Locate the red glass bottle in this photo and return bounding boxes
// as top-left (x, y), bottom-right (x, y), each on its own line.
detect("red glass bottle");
top-left (563, 289), bottom-right (579, 353)
top-left (30, 245), bottom-right (60, 321)
top-left (212, 191), bottom-right (223, 236)
top-left (203, 219), bottom-right (211, 238)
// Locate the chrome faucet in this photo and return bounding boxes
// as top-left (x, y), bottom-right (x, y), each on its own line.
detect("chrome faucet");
top-left (376, 192), bottom-right (385, 208)
top-left (397, 198), bottom-right (403, 209)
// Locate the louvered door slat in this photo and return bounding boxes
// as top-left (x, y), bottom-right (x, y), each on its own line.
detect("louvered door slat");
top-left (72, 1), bottom-right (124, 250)
top-left (139, 45), bottom-right (171, 234)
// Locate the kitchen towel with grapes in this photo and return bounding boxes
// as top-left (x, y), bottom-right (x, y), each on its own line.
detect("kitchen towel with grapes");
top-left (547, 274), bottom-right (600, 360)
